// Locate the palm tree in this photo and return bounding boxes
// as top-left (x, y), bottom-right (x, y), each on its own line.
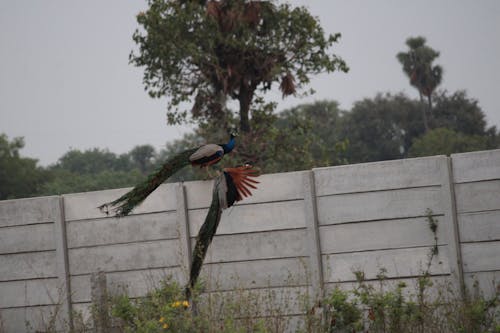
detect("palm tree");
top-left (397, 36), bottom-right (443, 132)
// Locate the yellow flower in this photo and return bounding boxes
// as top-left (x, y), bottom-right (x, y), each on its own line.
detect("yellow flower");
top-left (159, 317), bottom-right (165, 323)
top-left (171, 300), bottom-right (189, 308)
top-left (162, 323), bottom-right (169, 329)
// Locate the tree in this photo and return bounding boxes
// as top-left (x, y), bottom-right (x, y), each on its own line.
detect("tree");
top-left (131, 0), bottom-right (347, 133)
top-left (39, 146), bottom-right (156, 195)
top-left (130, 145), bottom-right (156, 174)
top-left (276, 100), bottom-right (348, 166)
top-left (40, 169), bottom-right (144, 196)
top-left (409, 127), bottom-right (491, 157)
top-left (431, 90), bottom-right (494, 136)
top-left (0, 134), bottom-right (47, 200)
top-left (54, 148), bottom-right (128, 174)
top-left (340, 93), bottom-right (424, 163)
top-left (397, 36), bottom-right (443, 132)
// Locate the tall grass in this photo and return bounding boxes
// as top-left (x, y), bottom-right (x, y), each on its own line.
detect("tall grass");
top-left (102, 272), bottom-right (500, 333)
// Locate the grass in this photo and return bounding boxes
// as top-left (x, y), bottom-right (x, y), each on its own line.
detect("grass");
top-left (98, 272), bottom-right (499, 333)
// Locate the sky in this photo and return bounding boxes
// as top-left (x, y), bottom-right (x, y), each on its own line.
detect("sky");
top-left (0, 1), bottom-right (499, 166)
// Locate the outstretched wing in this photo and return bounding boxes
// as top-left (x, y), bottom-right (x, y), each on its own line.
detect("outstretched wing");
top-left (223, 165), bottom-right (259, 205)
top-left (99, 148), bottom-right (198, 217)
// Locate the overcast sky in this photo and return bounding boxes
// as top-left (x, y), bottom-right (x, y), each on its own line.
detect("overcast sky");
top-left (1, 1), bottom-right (499, 165)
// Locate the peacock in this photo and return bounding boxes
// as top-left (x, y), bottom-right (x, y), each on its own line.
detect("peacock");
top-left (99, 133), bottom-right (236, 217)
top-left (186, 165), bottom-right (259, 299)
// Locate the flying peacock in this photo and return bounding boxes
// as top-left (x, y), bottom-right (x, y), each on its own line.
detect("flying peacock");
top-left (185, 165), bottom-right (259, 299)
top-left (99, 133), bottom-right (236, 217)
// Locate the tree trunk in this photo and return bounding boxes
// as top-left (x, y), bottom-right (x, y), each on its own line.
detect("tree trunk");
top-left (419, 91), bottom-right (429, 133)
top-left (238, 83), bottom-right (254, 133)
top-left (426, 93), bottom-right (433, 129)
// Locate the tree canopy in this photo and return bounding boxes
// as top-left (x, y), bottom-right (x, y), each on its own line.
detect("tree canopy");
top-left (409, 128), bottom-right (492, 157)
top-left (0, 134), bottom-right (48, 200)
top-left (340, 91), bottom-right (498, 163)
top-left (339, 93), bottom-right (423, 163)
top-left (131, 0), bottom-right (348, 132)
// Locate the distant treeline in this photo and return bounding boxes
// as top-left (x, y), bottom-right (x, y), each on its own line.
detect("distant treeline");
top-left (1, 91), bottom-right (498, 200)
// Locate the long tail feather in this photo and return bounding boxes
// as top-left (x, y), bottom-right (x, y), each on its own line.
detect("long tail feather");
top-left (186, 181), bottom-right (222, 299)
top-left (99, 148), bottom-right (197, 217)
top-left (185, 166), bottom-right (259, 299)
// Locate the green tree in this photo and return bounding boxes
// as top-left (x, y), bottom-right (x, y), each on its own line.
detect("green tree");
top-left (431, 90), bottom-right (496, 136)
top-left (409, 127), bottom-right (491, 157)
top-left (276, 100), bottom-right (348, 166)
top-left (130, 145), bottom-right (156, 174)
top-left (54, 148), bottom-right (129, 174)
top-left (40, 169), bottom-right (144, 196)
top-left (340, 93), bottom-right (424, 163)
top-left (0, 134), bottom-right (47, 200)
top-left (397, 36), bottom-right (443, 132)
top-left (131, 0), bottom-right (347, 133)
top-left (40, 147), bottom-right (154, 195)
top-left (338, 91), bottom-right (498, 163)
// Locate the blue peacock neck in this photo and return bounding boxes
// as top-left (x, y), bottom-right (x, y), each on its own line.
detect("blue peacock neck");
top-left (221, 134), bottom-right (235, 154)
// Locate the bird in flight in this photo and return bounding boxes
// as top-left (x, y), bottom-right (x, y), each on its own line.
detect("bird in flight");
top-left (99, 133), bottom-right (236, 217)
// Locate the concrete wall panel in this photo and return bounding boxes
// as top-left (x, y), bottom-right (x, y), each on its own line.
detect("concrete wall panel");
top-left (458, 210), bottom-right (500, 243)
top-left (319, 216), bottom-right (447, 254)
top-left (314, 156), bottom-right (444, 196)
top-left (188, 200), bottom-right (306, 237)
top-left (0, 251), bottom-right (57, 281)
top-left (63, 183), bottom-right (177, 221)
top-left (200, 257), bottom-right (310, 291)
top-left (461, 241), bottom-right (500, 273)
top-left (317, 187), bottom-right (443, 225)
top-left (323, 246), bottom-right (450, 283)
top-left (0, 223), bottom-right (54, 254)
top-left (196, 229), bottom-right (308, 264)
top-left (70, 267), bottom-right (185, 303)
top-left (0, 196), bottom-right (56, 227)
top-left (0, 305), bottom-right (68, 333)
top-left (68, 240), bottom-right (180, 275)
top-left (67, 211), bottom-right (178, 248)
top-left (455, 180), bottom-right (500, 213)
top-left (452, 149), bottom-right (500, 183)
top-left (0, 278), bottom-right (60, 308)
top-left (464, 271), bottom-right (500, 297)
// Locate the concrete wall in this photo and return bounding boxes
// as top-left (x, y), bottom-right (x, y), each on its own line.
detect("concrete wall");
top-left (452, 150), bottom-right (500, 297)
top-left (0, 150), bottom-right (499, 332)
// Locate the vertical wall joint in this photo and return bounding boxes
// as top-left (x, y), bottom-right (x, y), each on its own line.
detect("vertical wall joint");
top-left (176, 183), bottom-right (192, 281)
top-left (53, 196), bottom-right (73, 330)
top-left (441, 156), bottom-right (465, 298)
top-left (303, 171), bottom-right (324, 301)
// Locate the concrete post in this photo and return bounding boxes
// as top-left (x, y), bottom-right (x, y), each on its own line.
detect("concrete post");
top-left (53, 196), bottom-right (73, 330)
top-left (176, 183), bottom-right (192, 280)
top-left (440, 156), bottom-right (465, 298)
top-left (91, 271), bottom-right (109, 333)
top-left (303, 171), bottom-right (324, 301)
